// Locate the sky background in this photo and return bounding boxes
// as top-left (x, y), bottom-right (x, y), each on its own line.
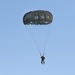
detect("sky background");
top-left (0, 0), bottom-right (75, 75)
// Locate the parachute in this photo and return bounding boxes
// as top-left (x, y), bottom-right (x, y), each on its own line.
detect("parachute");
top-left (23, 10), bottom-right (53, 25)
top-left (23, 10), bottom-right (53, 56)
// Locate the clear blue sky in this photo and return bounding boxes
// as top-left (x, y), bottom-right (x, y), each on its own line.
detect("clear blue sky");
top-left (0, 0), bottom-right (75, 75)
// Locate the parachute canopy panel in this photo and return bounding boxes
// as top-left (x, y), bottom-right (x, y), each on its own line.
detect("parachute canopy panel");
top-left (23, 10), bottom-right (53, 25)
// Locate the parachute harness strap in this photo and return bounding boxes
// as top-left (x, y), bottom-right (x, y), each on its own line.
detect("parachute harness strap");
top-left (25, 26), bottom-right (41, 56)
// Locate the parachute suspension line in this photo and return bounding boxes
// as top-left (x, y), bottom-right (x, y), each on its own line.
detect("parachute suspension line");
top-left (43, 25), bottom-right (52, 55)
top-left (25, 26), bottom-right (41, 56)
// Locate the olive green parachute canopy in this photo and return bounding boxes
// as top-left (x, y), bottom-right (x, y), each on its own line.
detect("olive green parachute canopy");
top-left (23, 10), bottom-right (53, 25)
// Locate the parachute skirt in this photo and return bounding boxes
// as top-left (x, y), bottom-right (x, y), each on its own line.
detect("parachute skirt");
top-left (23, 10), bottom-right (53, 25)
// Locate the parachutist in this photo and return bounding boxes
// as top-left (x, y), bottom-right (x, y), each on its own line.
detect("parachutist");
top-left (23, 10), bottom-right (53, 64)
top-left (41, 55), bottom-right (45, 64)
